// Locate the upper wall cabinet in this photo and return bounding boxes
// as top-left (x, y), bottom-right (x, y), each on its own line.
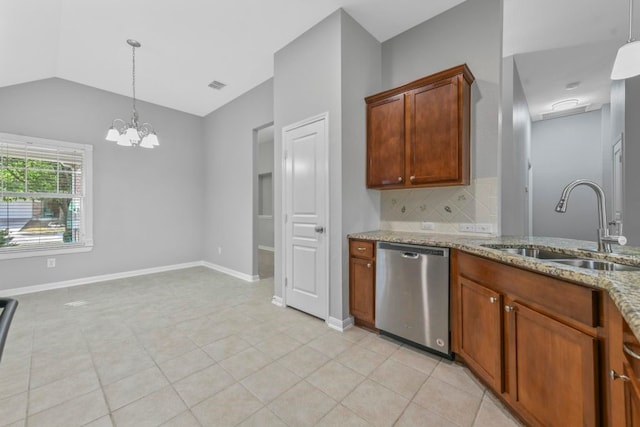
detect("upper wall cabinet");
top-left (365, 64), bottom-right (475, 189)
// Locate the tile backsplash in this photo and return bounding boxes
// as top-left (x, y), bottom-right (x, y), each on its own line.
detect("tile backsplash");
top-left (379, 177), bottom-right (498, 235)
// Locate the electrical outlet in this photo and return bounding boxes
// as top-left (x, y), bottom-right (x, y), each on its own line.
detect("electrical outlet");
top-left (420, 222), bottom-right (435, 230)
top-left (47, 258), bottom-right (56, 268)
top-left (475, 223), bottom-right (493, 233)
top-left (459, 223), bottom-right (474, 232)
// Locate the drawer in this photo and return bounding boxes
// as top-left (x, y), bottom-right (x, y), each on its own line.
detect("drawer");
top-left (456, 251), bottom-right (599, 327)
top-left (350, 240), bottom-right (374, 259)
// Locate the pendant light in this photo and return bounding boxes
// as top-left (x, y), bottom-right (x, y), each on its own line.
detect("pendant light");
top-left (612, 0), bottom-right (640, 80)
top-left (105, 39), bottom-right (159, 148)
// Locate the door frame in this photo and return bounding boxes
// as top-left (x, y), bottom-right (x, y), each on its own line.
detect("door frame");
top-left (280, 112), bottom-right (330, 321)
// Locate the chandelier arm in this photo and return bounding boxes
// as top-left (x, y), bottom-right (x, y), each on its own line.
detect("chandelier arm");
top-left (132, 44), bottom-right (137, 112)
top-left (111, 118), bottom-right (127, 132)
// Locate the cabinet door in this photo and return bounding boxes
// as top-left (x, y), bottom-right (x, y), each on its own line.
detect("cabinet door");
top-left (505, 301), bottom-right (598, 427)
top-left (349, 257), bottom-right (375, 328)
top-left (407, 77), bottom-right (460, 186)
top-left (366, 94), bottom-right (405, 188)
top-left (458, 278), bottom-right (503, 391)
top-left (623, 362), bottom-right (640, 426)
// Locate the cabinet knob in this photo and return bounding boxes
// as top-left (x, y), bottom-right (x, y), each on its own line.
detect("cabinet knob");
top-left (610, 369), bottom-right (630, 382)
top-left (489, 297), bottom-right (497, 303)
top-left (504, 305), bottom-right (516, 313)
top-left (397, 176), bottom-right (403, 182)
top-left (409, 175), bottom-right (416, 182)
top-left (366, 263), bottom-right (372, 268)
top-left (356, 247), bottom-right (366, 252)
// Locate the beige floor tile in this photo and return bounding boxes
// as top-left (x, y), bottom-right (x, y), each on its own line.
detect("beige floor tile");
top-left (29, 351), bottom-right (94, 389)
top-left (413, 377), bottom-right (482, 427)
top-left (336, 345), bottom-right (387, 376)
top-left (83, 415), bottom-right (114, 427)
top-left (0, 359), bottom-right (30, 400)
top-left (159, 410), bottom-right (201, 427)
top-left (143, 335), bottom-right (199, 363)
top-left (253, 334), bottom-right (301, 359)
top-left (341, 326), bottom-right (373, 343)
top-left (237, 407), bottom-right (287, 427)
top-left (103, 366), bottom-right (169, 411)
top-left (219, 347), bottom-right (272, 380)
top-left (342, 379), bottom-right (409, 427)
top-left (241, 362), bottom-right (301, 403)
top-left (191, 383), bottom-right (263, 426)
top-left (28, 389), bottom-right (108, 427)
top-left (474, 394), bottom-right (523, 427)
top-left (3, 420), bottom-right (26, 427)
top-left (201, 335), bottom-right (252, 362)
top-left (277, 345), bottom-right (329, 378)
top-left (268, 381), bottom-right (337, 426)
top-left (29, 369), bottom-right (100, 415)
top-left (390, 345), bottom-right (441, 375)
top-left (173, 363), bottom-right (236, 407)
top-left (306, 361), bottom-right (365, 401)
top-left (283, 321), bottom-right (329, 344)
top-left (92, 348), bottom-right (155, 385)
top-left (431, 360), bottom-right (485, 397)
top-left (157, 348), bottom-right (214, 383)
top-left (0, 392), bottom-right (27, 426)
top-left (357, 334), bottom-right (402, 357)
top-left (307, 333), bottom-right (354, 358)
top-left (316, 404), bottom-right (370, 427)
top-left (394, 402), bottom-right (457, 427)
top-left (111, 386), bottom-right (186, 427)
top-left (369, 358), bottom-right (428, 399)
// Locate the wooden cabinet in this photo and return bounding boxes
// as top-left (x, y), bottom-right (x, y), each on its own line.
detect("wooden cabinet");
top-left (349, 239), bottom-right (376, 329)
top-left (452, 250), bottom-right (602, 427)
top-left (608, 296), bottom-right (640, 427)
top-left (365, 64), bottom-right (474, 189)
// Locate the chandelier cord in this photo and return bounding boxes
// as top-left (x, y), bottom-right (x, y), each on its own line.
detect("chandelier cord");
top-left (132, 44), bottom-right (137, 114)
top-left (630, 0), bottom-right (635, 42)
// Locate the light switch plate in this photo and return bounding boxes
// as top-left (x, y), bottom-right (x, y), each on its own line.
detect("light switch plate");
top-left (475, 223), bottom-right (493, 233)
top-left (459, 223), bottom-right (474, 232)
top-left (420, 222), bottom-right (435, 230)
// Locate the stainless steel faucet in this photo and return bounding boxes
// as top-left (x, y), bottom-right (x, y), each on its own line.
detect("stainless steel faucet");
top-left (555, 179), bottom-right (627, 253)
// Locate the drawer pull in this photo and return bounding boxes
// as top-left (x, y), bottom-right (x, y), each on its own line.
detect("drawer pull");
top-left (366, 263), bottom-right (372, 268)
top-left (624, 343), bottom-right (640, 360)
top-left (397, 176), bottom-right (403, 182)
top-left (610, 369), bottom-right (630, 382)
top-left (356, 247), bottom-right (367, 252)
top-left (504, 305), bottom-right (516, 313)
top-left (489, 297), bottom-right (497, 303)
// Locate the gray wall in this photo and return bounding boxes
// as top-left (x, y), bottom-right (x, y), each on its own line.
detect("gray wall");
top-left (257, 130), bottom-right (274, 249)
top-left (531, 110), bottom-right (604, 241)
top-left (624, 77), bottom-right (640, 246)
top-left (202, 79), bottom-right (273, 277)
top-left (340, 12), bottom-right (382, 319)
top-left (381, 0), bottom-right (502, 181)
top-left (0, 78), bottom-right (204, 291)
top-left (501, 57), bottom-right (532, 235)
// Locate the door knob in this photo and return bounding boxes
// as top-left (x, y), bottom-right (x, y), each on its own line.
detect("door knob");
top-left (315, 225), bottom-right (325, 233)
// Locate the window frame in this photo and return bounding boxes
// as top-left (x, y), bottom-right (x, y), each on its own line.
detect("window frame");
top-left (0, 132), bottom-right (93, 260)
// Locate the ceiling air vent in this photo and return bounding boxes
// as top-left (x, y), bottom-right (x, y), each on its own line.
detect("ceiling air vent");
top-left (208, 80), bottom-right (226, 90)
top-left (540, 105), bottom-right (589, 121)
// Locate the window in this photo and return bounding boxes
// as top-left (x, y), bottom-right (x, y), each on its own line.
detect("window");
top-left (0, 133), bottom-right (93, 259)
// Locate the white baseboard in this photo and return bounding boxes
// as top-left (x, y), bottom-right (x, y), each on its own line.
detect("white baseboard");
top-left (0, 261), bottom-right (203, 297)
top-left (271, 296), bottom-right (284, 307)
top-left (327, 316), bottom-right (354, 332)
top-left (258, 245), bottom-right (275, 252)
top-left (201, 261), bottom-right (259, 282)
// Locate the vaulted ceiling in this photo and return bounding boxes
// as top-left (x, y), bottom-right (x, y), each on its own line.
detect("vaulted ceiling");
top-left (0, 0), bottom-right (632, 119)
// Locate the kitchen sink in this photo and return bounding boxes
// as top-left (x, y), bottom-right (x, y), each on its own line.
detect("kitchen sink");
top-left (550, 259), bottom-right (640, 272)
top-left (483, 245), bottom-right (580, 260)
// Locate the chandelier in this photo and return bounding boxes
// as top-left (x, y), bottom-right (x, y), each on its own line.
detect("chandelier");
top-left (105, 39), bottom-right (159, 148)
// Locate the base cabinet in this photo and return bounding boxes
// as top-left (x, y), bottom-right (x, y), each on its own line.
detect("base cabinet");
top-left (349, 239), bottom-right (376, 329)
top-left (452, 250), bottom-right (601, 427)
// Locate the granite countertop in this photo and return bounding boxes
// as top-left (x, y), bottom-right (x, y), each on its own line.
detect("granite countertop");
top-left (348, 230), bottom-right (640, 340)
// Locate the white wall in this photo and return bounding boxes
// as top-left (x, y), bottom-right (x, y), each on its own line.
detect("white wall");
top-left (202, 79), bottom-right (273, 278)
top-left (531, 110), bottom-right (604, 240)
top-left (0, 78), bottom-right (205, 291)
top-left (501, 56), bottom-right (532, 236)
top-left (378, 0), bottom-right (502, 234)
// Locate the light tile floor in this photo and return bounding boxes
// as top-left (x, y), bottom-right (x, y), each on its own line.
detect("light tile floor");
top-left (0, 267), bottom-right (522, 426)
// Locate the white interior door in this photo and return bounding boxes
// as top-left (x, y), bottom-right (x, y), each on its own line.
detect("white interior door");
top-left (283, 114), bottom-right (328, 319)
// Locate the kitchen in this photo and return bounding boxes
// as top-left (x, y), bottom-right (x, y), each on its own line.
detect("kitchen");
top-left (0, 0), bottom-right (639, 425)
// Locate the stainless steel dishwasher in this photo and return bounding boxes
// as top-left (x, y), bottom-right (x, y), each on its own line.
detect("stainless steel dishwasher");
top-left (375, 242), bottom-right (451, 358)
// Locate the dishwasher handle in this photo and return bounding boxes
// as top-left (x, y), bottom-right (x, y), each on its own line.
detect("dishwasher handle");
top-left (401, 252), bottom-right (420, 259)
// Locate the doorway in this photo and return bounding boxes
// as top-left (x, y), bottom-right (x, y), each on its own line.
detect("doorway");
top-left (254, 123), bottom-right (274, 279)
